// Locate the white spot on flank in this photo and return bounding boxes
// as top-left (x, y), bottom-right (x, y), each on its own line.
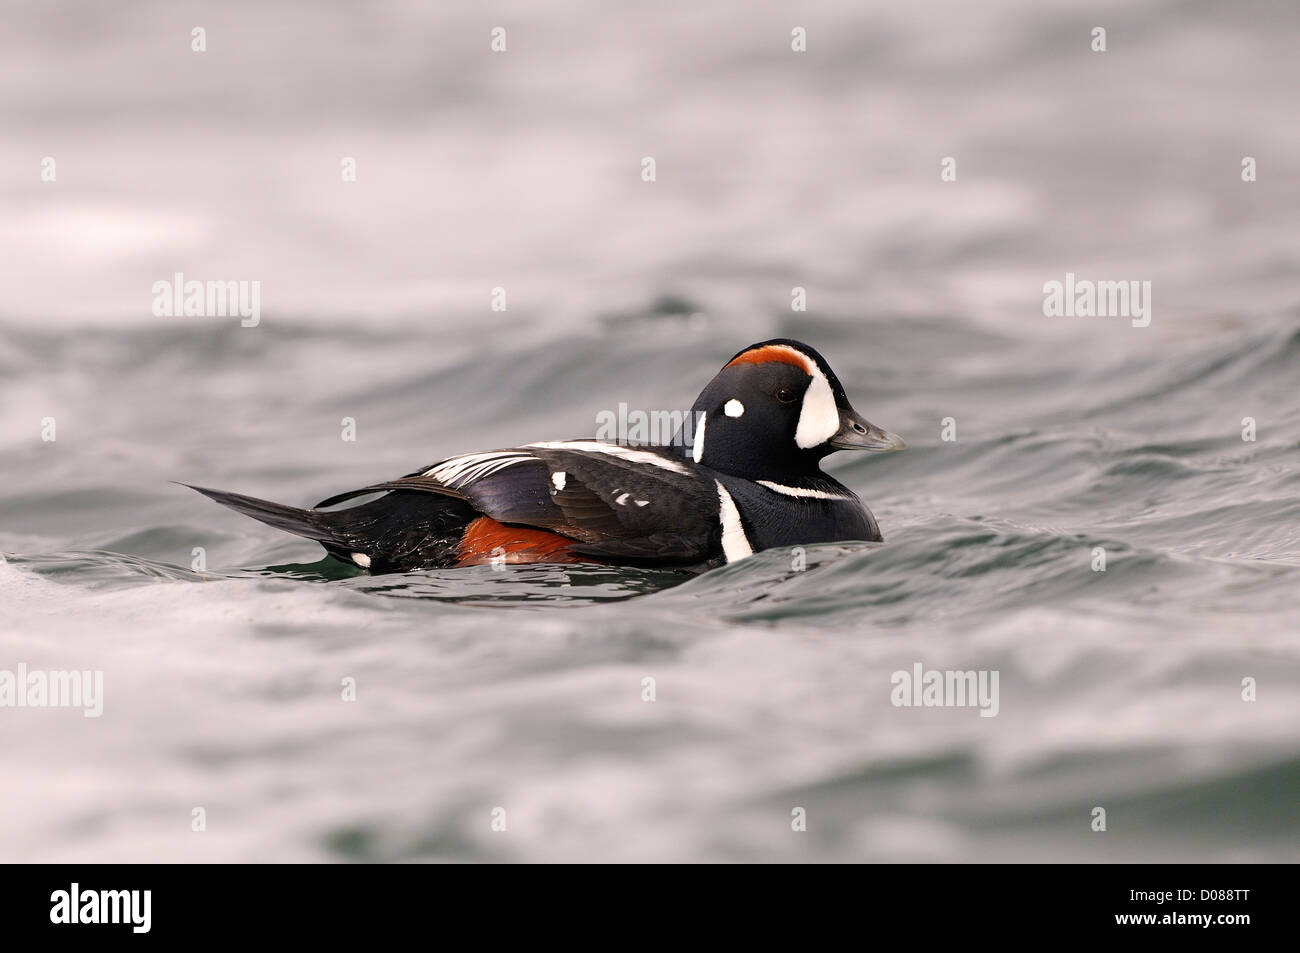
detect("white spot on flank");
top-left (724, 398), bottom-right (744, 417)
top-left (714, 481), bottom-right (753, 563)
top-left (756, 480), bottom-right (854, 501)
top-left (351, 552), bottom-right (371, 568)
top-left (692, 414), bottom-right (707, 463)
top-left (551, 471), bottom-right (566, 492)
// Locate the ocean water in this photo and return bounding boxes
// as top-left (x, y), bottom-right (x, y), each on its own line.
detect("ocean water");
top-left (2, 0), bottom-right (1299, 862)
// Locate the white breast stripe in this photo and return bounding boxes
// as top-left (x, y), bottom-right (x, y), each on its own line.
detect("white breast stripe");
top-left (795, 364), bottom-right (839, 449)
top-left (527, 440), bottom-right (691, 475)
top-left (714, 481), bottom-right (753, 563)
top-left (423, 451), bottom-right (533, 488)
top-left (756, 480), bottom-right (853, 501)
top-left (692, 415), bottom-right (707, 464)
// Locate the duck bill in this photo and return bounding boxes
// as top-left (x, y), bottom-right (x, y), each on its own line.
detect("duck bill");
top-left (828, 411), bottom-right (907, 452)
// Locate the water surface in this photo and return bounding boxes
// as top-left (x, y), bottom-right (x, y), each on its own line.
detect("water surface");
top-left (2, 0), bottom-right (1298, 862)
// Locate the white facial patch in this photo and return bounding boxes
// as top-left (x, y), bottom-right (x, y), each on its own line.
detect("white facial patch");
top-left (692, 414), bottom-right (707, 464)
top-left (731, 343), bottom-right (841, 450)
top-left (794, 364), bottom-right (839, 449)
top-left (714, 481), bottom-right (753, 563)
top-left (724, 399), bottom-right (744, 417)
top-left (551, 471), bottom-right (566, 492)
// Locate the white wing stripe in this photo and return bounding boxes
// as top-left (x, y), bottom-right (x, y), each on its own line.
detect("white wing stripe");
top-left (526, 440), bottom-right (691, 475)
top-left (421, 442), bottom-right (695, 495)
top-left (423, 451), bottom-right (533, 488)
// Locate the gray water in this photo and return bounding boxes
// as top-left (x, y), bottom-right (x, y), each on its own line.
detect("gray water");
top-left (2, 0), bottom-right (1298, 862)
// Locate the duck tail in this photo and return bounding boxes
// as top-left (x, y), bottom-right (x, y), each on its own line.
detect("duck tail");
top-left (182, 484), bottom-right (347, 548)
top-left (182, 481), bottom-right (482, 570)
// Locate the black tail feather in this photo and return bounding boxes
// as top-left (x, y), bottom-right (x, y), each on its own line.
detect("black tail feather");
top-left (182, 482), bottom-right (480, 570)
top-left (182, 484), bottom-right (345, 547)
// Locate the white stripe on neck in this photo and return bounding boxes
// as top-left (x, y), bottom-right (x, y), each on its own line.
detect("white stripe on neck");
top-left (714, 481), bottom-right (753, 563)
top-left (756, 480), bottom-right (853, 501)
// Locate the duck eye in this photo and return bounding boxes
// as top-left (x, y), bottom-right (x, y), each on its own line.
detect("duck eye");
top-left (775, 388), bottom-right (797, 404)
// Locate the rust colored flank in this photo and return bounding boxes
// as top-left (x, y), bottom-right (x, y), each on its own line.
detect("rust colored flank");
top-left (455, 516), bottom-right (600, 566)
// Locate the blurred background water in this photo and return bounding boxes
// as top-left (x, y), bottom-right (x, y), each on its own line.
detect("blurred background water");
top-left (1, 0), bottom-right (1298, 862)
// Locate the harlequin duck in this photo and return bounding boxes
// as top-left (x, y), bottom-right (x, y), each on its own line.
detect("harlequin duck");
top-left (187, 339), bottom-right (905, 572)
